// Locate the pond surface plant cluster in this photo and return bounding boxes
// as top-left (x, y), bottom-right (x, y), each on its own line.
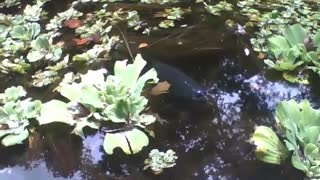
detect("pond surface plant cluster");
top-left (1, 0), bottom-right (320, 179)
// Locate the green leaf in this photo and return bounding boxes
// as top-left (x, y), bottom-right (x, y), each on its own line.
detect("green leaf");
top-left (275, 100), bottom-right (320, 177)
top-left (1, 129), bottom-right (29, 146)
top-left (38, 100), bottom-right (75, 125)
top-left (71, 118), bottom-right (99, 138)
top-left (268, 35), bottom-right (290, 58)
top-left (313, 32), bottom-right (320, 48)
top-left (291, 153), bottom-right (307, 171)
top-left (251, 126), bottom-right (289, 164)
top-left (114, 54), bottom-right (149, 89)
top-left (283, 72), bottom-right (309, 84)
top-left (10, 23), bottom-right (40, 41)
top-left (27, 49), bottom-right (45, 62)
top-left (283, 24), bottom-right (307, 47)
top-left (32, 35), bottom-right (50, 50)
top-left (1, 86), bottom-right (26, 102)
top-left (60, 84), bottom-right (104, 109)
top-left (264, 59), bottom-right (303, 71)
top-left (104, 128), bottom-right (149, 155)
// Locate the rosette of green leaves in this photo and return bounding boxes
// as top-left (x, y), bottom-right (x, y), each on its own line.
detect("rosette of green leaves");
top-left (0, 86), bottom-right (41, 146)
top-left (274, 100), bottom-right (320, 178)
top-left (204, 1), bottom-right (233, 16)
top-left (0, 2), bottom-right (64, 73)
top-left (144, 149), bottom-right (178, 175)
top-left (27, 34), bottom-right (62, 62)
top-left (39, 54), bottom-right (159, 155)
top-left (265, 24), bottom-right (320, 84)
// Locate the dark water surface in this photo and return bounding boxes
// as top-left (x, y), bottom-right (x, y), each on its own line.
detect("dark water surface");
top-left (0, 1), bottom-right (316, 180)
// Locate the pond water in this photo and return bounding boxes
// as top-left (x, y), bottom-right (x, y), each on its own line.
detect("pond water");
top-left (0, 1), bottom-right (318, 180)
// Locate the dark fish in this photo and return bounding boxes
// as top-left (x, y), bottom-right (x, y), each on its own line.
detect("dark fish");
top-left (148, 60), bottom-right (210, 103)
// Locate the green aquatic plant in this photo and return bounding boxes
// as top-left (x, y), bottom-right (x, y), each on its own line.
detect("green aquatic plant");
top-left (252, 100), bottom-right (320, 179)
top-left (0, 86), bottom-right (42, 146)
top-left (264, 24), bottom-right (320, 83)
top-left (46, 7), bottom-right (83, 37)
top-left (0, 0), bottom-right (21, 8)
top-left (144, 149), bottom-right (178, 175)
top-left (203, 1), bottom-right (233, 16)
top-left (27, 34), bottom-right (63, 62)
top-left (238, 0), bottom-right (320, 54)
top-left (141, 0), bottom-right (179, 4)
top-left (23, 2), bottom-right (44, 22)
top-left (0, 1), bottom-right (64, 74)
top-left (38, 54), bottom-right (159, 155)
top-left (102, 0), bottom-right (179, 3)
top-left (157, 7), bottom-right (187, 28)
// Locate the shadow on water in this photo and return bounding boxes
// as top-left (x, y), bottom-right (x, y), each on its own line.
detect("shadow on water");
top-left (0, 1), bottom-right (316, 180)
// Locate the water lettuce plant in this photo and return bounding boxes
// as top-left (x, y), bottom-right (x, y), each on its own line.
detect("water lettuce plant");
top-left (0, 1), bottom-right (64, 74)
top-left (203, 1), bottom-right (233, 16)
top-left (238, 0), bottom-right (320, 54)
top-left (0, 86), bottom-right (42, 146)
top-left (144, 149), bottom-right (178, 175)
top-left (252, 100), bottom-right (320, 179)
top-left (156, 7), bottom-right (188, 28)
top-left (264, 24), bottom-right (320, 83)
top-left (39, 54), bottom-right (159, 155)
top-left (0, 0), bottom-right (21, 8)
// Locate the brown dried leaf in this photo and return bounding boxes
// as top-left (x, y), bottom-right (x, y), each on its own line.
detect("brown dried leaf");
top-left (64, 18), bottom-right (82, 29)
top-left (73, 37), bottom-right (91, 46)
top-left (150, 81), bottom-right (171, 96)
top-left (258, 52), bottom-right (266, 59)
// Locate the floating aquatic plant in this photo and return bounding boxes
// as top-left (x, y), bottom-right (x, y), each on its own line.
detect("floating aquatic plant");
top-left (38, 54), bottom-right (159, 155)
top-left (0, 0), bottom-right (21, 8)
top-left (141, 0), bottom-right (179, 4)
top-left (144, 149), bottom-right (178, 175)
top-left (27, 34), bottom-right (63, 62)
top-left (203, 1), bottom-right (233, 16)
top-left (0, 1), bottom-right (64, 74)
top-left (238, 0), bottom-right (320, 54)
top-left (252, 100), bottom-right (320, 179)
top-left (0, 86), bottom-right (42, 147)
top-left (264, 24), bottom-right (320, 84)
top-left (156, 7), bottom-right (189, 28)
top-left (46, 7), bottom-right (83, 37)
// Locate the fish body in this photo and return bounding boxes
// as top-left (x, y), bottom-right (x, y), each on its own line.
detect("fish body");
top-left (148, 60), bottom-right (209, 104)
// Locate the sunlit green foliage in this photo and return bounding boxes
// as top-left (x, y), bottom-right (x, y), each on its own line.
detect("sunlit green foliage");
top-left (0, 1), bottom-right (64, 74)
top-left (238, 0), bottom-right (320, 54)
top-left (252, 100), bottom-right (320, 179)
top-left (0, 0), bottom-right (21, 8)
top-left (203, 1), bottom-right (233, 16)
top-left (46, 7), bottom-right (83, 37)
top-left (264, 24), bottom-right (320, 83)
top-left (251, 126), bottom-right (289, 164)
top-left (157, 7), bottom-right (188, 28)
top-left (0, 86), bottom-right (42, 146)
top-left (144, 149), bottom-right (178, 175)
top-left (39, 54), bottom-right (159, 155)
